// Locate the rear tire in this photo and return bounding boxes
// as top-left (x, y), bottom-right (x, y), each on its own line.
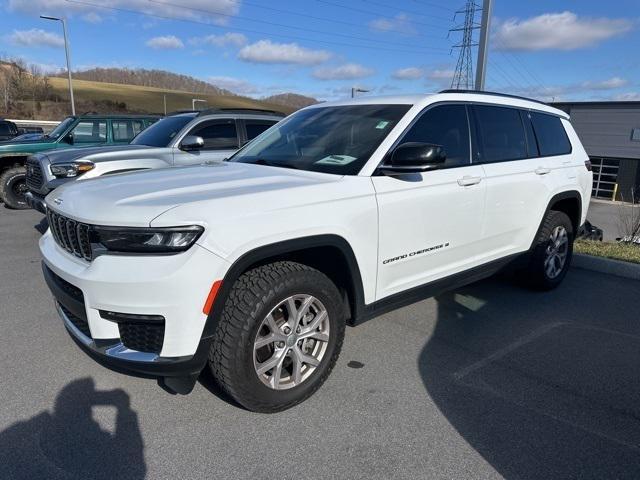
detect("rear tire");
top-left (524, 210), bottom-right (574, 290)
top-left (209, 261), bottom-right (345, 412)
top-left (0, 166), bottom-right (29, 210)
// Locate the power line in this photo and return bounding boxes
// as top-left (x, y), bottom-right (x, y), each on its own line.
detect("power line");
top-left (315, 0), bottom-right (448, 30)
top-left (231, 0), bottom-right (445, 40)
top-left (146, 0), bottom-right (446, 50)
top-left (409, 0), bottom-right (457, 12)
top-left (65, 0), bottom-right (449, 55)
top-left (358, 0), bottom-right (452, 21)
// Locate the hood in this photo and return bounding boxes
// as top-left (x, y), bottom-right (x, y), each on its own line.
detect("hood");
top-left (42, 144), bottom-right (152, 164)
top-left (46, 161), bottom-right (340, 227)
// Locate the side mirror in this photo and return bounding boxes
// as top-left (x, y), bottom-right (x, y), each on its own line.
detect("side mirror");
top-left (180, 135), bottom-right (205, 151)
top-left (380, 142), bottom-right (447, 174)
top-left (63, 133), bottom-right (74, 145)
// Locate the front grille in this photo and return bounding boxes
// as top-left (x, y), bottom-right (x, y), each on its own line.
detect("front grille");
top-left (58, 302), bottom-right (92, 338)
top-left (118, 322), bottom-right (165, 354)
top-left (26, 158), bottom-right (44, 190)
top-left (47, 210), bottom-right (92, 261)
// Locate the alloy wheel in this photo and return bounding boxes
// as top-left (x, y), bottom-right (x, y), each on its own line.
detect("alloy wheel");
top-left (253, 294), bottom-right (330, 390)
top-left (544, 225), bottom-right (569, 279)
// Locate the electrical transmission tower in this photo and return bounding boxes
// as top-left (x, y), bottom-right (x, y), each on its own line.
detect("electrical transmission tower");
top-left (449, 1), bottom-right (480, 90)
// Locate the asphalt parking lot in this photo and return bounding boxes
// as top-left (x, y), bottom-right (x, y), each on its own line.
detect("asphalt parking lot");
top-left (2, 208), bottom-right (640, 479)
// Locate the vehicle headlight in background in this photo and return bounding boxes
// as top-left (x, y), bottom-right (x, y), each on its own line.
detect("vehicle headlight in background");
top-left (50, 161), bottom-right (95, 178)
top-left (92, 225), bottom-right (204, 254)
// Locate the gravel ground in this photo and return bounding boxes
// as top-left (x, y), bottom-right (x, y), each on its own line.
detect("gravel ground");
top-left (2, 207), bottom-right (640, 479)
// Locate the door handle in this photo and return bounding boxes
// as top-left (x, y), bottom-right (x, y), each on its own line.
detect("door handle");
top-left (457, 175), bottom-right (482, 186)
top-left (535, 167), bottom-right (551, 175)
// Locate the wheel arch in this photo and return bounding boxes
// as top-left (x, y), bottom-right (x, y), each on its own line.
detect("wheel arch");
top-left (529, 190), bottom-right (582, 250)
top-left (0, 155), bottom-right (29, 171)
top-left (203, 235), bottom-right (366, 337)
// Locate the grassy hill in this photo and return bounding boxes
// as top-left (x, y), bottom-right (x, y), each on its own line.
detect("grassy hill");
top-left (47, 77), bottom-right (295, 115)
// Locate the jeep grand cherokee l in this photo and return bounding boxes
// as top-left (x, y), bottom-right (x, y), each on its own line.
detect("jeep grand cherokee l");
top-left (39, 91), bottom-right (592, 412)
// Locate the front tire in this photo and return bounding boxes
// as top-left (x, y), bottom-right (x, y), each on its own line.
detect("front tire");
top-left (209, 261), bottom-right (345, 412)
top-left (0, 166), bottom-right (29, 209)
top-left (524, 210), bottom-right (574, 290)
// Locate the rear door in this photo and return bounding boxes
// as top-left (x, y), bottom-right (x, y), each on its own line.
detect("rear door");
top-left (372, 103), bottom-right (488, 300)
top-left (172, 118), bottom-right (239, 166)
top-left (110, 119), bottom-right (146, 144)
top-left (472, 104), bottom-right (553, 257)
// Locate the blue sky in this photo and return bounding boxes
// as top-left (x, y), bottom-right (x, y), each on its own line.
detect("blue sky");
top-left (1, 0), bottom-right (639, 102)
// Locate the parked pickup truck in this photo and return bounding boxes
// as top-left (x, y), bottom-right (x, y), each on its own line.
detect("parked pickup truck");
top-left (0, 114), bottom-right (158, 209)
top-left (40, 91), bottom-right (592, 412)
top-left (25, 109), bottom-right (284, 214)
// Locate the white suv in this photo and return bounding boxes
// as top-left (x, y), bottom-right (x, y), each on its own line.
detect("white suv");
top-left (39, 91), bottom-right (592, 412)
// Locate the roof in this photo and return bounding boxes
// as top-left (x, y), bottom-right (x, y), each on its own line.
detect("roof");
top-left (306, 91), bottom-right (568, 118)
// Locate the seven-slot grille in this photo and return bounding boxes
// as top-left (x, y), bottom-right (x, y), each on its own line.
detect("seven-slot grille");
top-left (47, 210), bottom-right (93, 261)
top-left (26, 158), bottom-right (44, 190)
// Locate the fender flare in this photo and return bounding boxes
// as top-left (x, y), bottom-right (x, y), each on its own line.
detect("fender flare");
top-left (201, 234), bottom-right (366, 338)
top-left (528, 190), bottom-right (582, 250)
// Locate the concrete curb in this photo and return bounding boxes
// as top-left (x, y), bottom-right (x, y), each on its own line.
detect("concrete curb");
top-left (573, 253), bottom-right (640, 281)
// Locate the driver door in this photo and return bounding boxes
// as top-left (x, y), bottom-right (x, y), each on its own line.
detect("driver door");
top-left (173, 119), bottom-right (239, 166)
top-left (372, 103), bottom-right (488, 300)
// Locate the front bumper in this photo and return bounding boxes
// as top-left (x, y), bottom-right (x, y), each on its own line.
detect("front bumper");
top-left (40, 229), bottom-right (230, 377)
top-left (25, 191), bottom-right (47, 213)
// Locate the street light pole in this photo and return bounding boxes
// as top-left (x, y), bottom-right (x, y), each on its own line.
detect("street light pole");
top-left (40, 15), bottom-right (75, 115)
top-left (475, 0), bottom-right (493, 91)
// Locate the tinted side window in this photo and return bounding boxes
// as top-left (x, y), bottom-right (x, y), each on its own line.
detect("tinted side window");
top-left (530, 112), bottom-right (571, 156)
top-left (400, 104), bottom-right (470, 167)
top-left (71, 120), bottom-right (107, 143)
top-left (0, 123), bottom-right (11, 135)
top-left (246, 120), bottom-right (277, 141)
top-left (112, 120), bottom-right (144, 142)
top-left (474, 105), bottom-right (527, 163)
top-left (189, 120), bottom-right (238, 150)
top-left (520, 111), bottom-right (539, 157)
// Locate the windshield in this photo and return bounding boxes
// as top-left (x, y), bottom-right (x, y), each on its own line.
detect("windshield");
top-left (130, 114), bottom-right (195, 147)
top-left (230, 104), bottom-right (411, 175)
top-left (47, 117), bottom-right (75, 139)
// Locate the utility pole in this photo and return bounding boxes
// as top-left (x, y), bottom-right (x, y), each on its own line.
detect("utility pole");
top-left (351, 87), bottom-right (369, 98)
top-left (163, 94), bottom-right (167, 115)
top-left (449, 1), bottom-right (480, 90)
top-left (475, 0), bottom-right (493, 91)
top-left (40, 15), bottom-right (75, 115)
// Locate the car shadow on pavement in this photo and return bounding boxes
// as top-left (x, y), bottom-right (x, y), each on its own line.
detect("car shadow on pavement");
top-left (419, 272), bottom-right (640, 479)
top-left (0, 377), bottom-right (146, 479)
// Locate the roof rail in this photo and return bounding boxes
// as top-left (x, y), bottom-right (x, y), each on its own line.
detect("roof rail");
top-left (167, 110), bottom-right (200, 116)
top-left (196, 108), bottom-right (286, 118)
top-left (438, 89), bottom-right (550, 107)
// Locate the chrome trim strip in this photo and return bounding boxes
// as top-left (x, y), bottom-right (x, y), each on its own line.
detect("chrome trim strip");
top-left (56, 301), bottom-right (191, 364)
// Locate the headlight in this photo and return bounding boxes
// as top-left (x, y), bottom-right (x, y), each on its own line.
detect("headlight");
top-left (50, 161), bottom-right (95, 178)
top-left (92, 226), bottom-right (204, 254)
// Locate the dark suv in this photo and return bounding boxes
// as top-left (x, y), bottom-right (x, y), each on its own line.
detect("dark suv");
top-left (0, 114), bottom-right (158, 209)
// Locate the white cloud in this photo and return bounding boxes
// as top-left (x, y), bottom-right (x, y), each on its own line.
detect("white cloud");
top-left (146, 35), bottom-right (184, 50)
top-left (82, 12), bottom-right (102, 23)
top-left (614, 92), bottom-right (640, 101)
top-left (209, 76), bottom-right (258, 95)
top-left (493, 12), bottom-right (633, 51)
top-left (313, 63), bottom-right (374, 80)
top-left (581, 77), bottom-right (628, 90)
top-left (428, 69), bottom-right (455, 80)
top-left (8, 0), bottom-right (241, 26)
top-left (369, 13), bottom-right (415, 35)
top-left (190, 32), bottom-right (247, 48)
top-left (392, 67), bottom-right (423, 80)
top-left (238, 40), bottom-right (331, 65)
top-left (7, 28), bottom-right (64, 48)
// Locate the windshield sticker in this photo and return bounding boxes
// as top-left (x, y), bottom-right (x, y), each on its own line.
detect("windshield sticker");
top-left (375, 121), bottom-right (390, 129)
top-left (316, 155), bottom-right (358, 165)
